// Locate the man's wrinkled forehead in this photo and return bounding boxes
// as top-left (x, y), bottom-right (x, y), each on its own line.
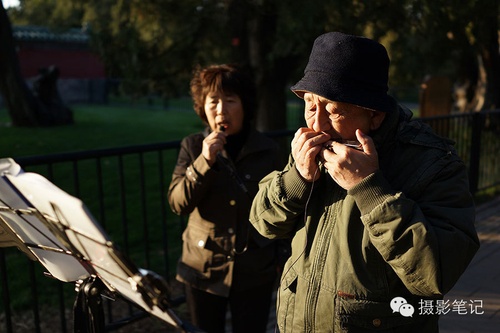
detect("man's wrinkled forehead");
top-left (304, 92), bottom-right (378, 113)
top-left (304, 92), bottom-right (354, 109)
top-left (304, 92), bottom-right (334, 103)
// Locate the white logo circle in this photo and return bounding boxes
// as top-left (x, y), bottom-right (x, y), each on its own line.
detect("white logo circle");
top-left (390, 297), bottom-right (407, 313)
top-left (390, 297), bottom-right (414, 317)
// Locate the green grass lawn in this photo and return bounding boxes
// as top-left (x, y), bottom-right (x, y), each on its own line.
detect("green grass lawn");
top-left (0, 103), bottom-right (204, 159)
top-left (0, 98), bottom-right (306, 159)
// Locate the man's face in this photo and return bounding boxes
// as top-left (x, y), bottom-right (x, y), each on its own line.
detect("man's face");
top-left (303, 92), bottom-right (386, 140)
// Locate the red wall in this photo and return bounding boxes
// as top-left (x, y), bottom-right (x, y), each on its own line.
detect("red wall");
top-left (17, 47), bottom-right (106, 79)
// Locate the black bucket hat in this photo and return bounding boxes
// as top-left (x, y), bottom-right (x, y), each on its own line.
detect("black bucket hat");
top-left (291, 32), bottom-right (392, 113)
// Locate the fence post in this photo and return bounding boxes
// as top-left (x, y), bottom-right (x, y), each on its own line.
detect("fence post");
top-left (469, 112), bottom-right (484, 194)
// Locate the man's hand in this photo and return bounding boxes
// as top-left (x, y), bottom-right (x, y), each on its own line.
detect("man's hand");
top-left (291, 128), bottom-right (330, 182)
top-left (318, 129), bottom-right (379, 189)
top-left (202, 130), bottom-right (228, 166)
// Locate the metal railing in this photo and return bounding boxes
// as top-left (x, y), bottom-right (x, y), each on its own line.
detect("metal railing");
top-left (422, 110), bottom-right (500, 193)
top-left (1, 111), bottom-right (499, 332)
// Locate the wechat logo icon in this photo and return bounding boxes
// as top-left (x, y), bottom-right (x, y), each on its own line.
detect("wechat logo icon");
top-left (391, 297), bottom-right (415, 317)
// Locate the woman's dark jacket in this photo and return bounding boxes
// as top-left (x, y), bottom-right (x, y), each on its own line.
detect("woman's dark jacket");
top-left (168, 127), bottom-right (284, 297)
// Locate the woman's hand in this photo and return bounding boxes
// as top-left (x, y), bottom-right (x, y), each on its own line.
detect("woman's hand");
top-left (202, 130), bottom-right (228, 166)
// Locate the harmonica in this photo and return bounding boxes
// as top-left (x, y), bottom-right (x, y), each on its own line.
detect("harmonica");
top-left (323, 138), bottom-right (363, 151)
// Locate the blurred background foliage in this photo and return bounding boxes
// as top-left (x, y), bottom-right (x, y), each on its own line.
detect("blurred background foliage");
top-left (4, 0), bottom-right (500, 130)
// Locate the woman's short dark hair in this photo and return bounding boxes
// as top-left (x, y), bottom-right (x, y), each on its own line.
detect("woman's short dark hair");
top-left (190, 64), bottom-right (256, 124)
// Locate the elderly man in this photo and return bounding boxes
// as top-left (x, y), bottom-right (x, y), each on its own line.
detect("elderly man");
top-left (249, 32), bottom-right (479, 332)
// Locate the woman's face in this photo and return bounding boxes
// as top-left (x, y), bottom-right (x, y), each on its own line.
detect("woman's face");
top-left (204, 90), bottom-right (245, 135)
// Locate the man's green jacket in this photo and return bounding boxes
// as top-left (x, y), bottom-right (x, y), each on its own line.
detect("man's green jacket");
top-left (249, 100), bottom-right (480, 332)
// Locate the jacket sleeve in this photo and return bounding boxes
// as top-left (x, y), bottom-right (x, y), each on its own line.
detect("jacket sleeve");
top-left (348, 156), bottom-right (480, 297)
top-left (167, 137), bottom-right (219, 215)
top-left (249, 157), bottom-right (314, 239)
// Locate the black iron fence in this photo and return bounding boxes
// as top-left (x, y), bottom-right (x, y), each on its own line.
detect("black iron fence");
top-left (422, 110), bottom-right (500, 193)
top-left (1, 110), bottom-right (499, 332)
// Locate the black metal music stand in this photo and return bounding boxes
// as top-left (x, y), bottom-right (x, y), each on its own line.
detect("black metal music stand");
top-left (0, 158), bottom-right (203, 333)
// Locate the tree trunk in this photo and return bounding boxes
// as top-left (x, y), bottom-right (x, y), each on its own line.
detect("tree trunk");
top-left (0, 3), bottom-right (73, 127)
top-left (472, 0), bottom-right (500, 111)
top-left (254, 70), bottom-right (288, 132)
top-left (227, 0), bottom-right (308, 133)
top-left (479, 30), bottom-right (500, 110)
top-left (247, 7), bottom-right (289, 133)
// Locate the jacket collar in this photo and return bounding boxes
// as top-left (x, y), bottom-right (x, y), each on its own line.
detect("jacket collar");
top-left (370, 95), bottom-right (402, 153)
top-left (371, 96), bottom-right (454, 154)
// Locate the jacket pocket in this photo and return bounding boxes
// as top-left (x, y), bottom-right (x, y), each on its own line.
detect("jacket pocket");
top-left (335, 295), bottom-right (414, 332)
top-left (180, 225), bottom-right (212, 278)
top-left (277, 270), bottom-right (298, 332)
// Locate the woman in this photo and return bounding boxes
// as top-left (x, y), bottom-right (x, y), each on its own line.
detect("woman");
top-left (168, 64), bottom-right (285, 333)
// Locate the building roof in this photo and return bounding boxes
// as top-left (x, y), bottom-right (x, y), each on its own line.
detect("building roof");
top-left (12, 25), bottom-right (89, 44)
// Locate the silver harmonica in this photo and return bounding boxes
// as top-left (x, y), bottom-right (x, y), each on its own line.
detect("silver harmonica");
top-left (323, 139), bottom-right (363, 151)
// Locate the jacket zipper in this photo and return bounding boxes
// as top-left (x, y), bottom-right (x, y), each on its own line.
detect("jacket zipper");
top-left (305, 185), bottom-right (341, 331)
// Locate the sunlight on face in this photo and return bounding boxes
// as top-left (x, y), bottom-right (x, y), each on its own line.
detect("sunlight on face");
top-left (303, 92), bottom-right (385, 140)
top-left (204, 90), bottom-right (244, 135)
